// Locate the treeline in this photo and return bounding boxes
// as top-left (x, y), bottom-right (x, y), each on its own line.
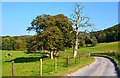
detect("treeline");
top-left (1, 34), bottom-right (97, 51)
top-left (90, 24), bottom-right (120, 43)
top-left (1, 35), bottom-right (32, 51)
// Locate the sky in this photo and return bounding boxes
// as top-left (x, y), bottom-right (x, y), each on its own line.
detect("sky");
top-left (1, 0), bottom-right (119, 2)
top-left (2, 2), bottom-right (118, 36)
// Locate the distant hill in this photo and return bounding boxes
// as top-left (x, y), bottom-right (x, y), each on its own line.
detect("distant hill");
top-left (90, 23), bottom-right (120, 43)
top-left (103, 23), bottom-right (119, 32)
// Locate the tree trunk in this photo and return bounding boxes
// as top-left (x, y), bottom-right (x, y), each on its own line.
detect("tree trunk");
top-left (73, 28), bottom-right (78, 57)
top-left (73, 19), bottom-right (79, 58)
top-left (50, 49), bottom-right (53, 59)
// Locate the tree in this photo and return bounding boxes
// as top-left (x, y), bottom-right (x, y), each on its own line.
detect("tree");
top-left (26, 36), bottom-right (38, 53)
top-left (37, 26), bottom-right (64, 59)
top-left (37, 26), bottom-right (64, 51)
top-left (16, 38), bottom-right (23, 51)
top-left (55, 14), bottom-right (73, 49)
top-left (91, 36), bottom-right (97, 47)
top-left (2, 38), bottom-right (11, 50)
top-left (71, 3), bottom-right (92, 57)
top-left (10, 37), bottom-right (16, 50)
top-left (27, 14), bottom-right (73, 59)
top-left (27, 14), bottom-right (73, 49)
top-left (78, 36), bottom-right (85, 48)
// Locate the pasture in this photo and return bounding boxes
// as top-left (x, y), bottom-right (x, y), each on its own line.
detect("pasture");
top-left (2, 51), bottom-right (94, 76)
top-left (2, 41), bottom-right (119, 76)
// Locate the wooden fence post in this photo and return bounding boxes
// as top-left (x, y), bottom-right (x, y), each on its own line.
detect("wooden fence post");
top-left (50, 49), bottom-right (53, 59)
top-left (40, 59), bottom-right (42, 76)
top-left (67, 56), bottom-right (69, 66)
top-left (12, 61), bottom-right (14, 78)
top-left (89, 52), bottom-right (91, 57)
top-left (86, 53), bottom-right (87, 58)
top-left (54, 57), bottom-right (57, 71)
top-left (83, 53), bottom-right (85, 58)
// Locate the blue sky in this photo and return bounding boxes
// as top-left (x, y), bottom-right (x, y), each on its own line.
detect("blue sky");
top-left (2, 2), bottom-right (118, 36)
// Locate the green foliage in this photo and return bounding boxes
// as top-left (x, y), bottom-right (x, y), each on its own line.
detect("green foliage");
top-left (9, 37), bottom-right (16, 50)
top-left (85, 34), bottom-right (97, 47)
top-left (38, 26), bottom-right (64, 51)
top-left (26, 36), bottom-right (38, 52)
top-left (78, 36), bottom-right (85, 48)
top-left (16, 38), bottom-right (23, 51)
top-left (91, 36), bottom-right (97, 47)
top-left (86, 44), bottom-right (92, 47)
top-left (2, 35), bottom-right (32, 51)
top-left (2, 38), bottom-right (11, 50)
top-left (27, 14), bottom-right (73, 51)
top-left (90, 23), bottom-right (120, 43)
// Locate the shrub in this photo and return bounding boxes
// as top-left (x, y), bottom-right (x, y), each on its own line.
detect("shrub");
top-left (86, 44), bottom-right (92, 47)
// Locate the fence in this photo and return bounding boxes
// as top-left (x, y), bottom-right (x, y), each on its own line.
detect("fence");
top-left (11, 52), bottom-right (91, 76)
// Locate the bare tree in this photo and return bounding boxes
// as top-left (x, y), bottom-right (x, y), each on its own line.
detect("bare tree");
top-left (71, 3), bottom-right (92, 58)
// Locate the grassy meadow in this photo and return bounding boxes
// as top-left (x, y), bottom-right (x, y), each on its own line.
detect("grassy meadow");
top-left (2, 51), bottom-right (94, 76)
top-left (2, 41), bottom-right (119, 76)
top-left (79, 41), bottom-right (118, 53)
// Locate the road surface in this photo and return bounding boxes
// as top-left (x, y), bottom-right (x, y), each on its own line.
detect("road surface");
top-left (68, 56), bottom-right (118, 76)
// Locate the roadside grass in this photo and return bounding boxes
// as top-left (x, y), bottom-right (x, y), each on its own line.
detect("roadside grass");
top-left (2, 41), bottom-right (118, 76)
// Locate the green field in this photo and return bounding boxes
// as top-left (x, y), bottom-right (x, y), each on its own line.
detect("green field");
top-left (2, 51), bottom-right (94, 76)
top-left (2, 41), bottom-right (119, 76)
top-left (79, 41), bottom-right (118, 53)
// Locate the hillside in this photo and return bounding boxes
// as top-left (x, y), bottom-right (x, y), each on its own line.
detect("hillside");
top-left (78, 41), bottom-right (118, 53)
top-left (90, 23), bottom-right (120, 43)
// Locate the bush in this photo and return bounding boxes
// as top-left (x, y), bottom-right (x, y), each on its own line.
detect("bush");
top-left (86, 44), bottom-right (92, 47)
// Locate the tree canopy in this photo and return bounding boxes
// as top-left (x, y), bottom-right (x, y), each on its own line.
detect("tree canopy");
top-left (90, 23), bottom-right (120, 43)
top-left (27, 14), bottom-right (74, 51)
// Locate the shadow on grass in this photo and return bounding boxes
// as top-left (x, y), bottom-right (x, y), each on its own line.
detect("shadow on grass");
top-left (24, 51), bottom-right (50, 54)
top-left (5, 56), bottom-right (48, 63)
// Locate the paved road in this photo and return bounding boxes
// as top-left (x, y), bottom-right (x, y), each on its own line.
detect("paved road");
top-left (68, 56), bottom-right (118, 76)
